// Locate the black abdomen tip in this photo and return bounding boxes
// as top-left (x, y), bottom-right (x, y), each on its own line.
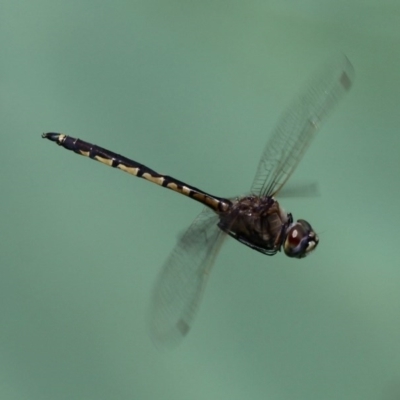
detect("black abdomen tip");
top-left (42, 132), bottom-right (61, 141)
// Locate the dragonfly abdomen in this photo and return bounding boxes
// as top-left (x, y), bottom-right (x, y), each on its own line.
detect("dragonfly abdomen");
top-left (42, 133), bottom-right (229, 212)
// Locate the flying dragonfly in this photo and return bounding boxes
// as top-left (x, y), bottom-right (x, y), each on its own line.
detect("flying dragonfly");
top-left (42, 55), bottom-right (354, 347)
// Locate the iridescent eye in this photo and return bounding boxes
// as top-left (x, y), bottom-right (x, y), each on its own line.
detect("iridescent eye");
top-left (287, 228), bottom-right (302, 247)
top-left (284, 220), bottom-right (319, 258)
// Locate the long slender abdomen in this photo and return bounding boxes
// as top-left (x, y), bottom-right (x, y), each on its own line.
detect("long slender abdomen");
top-left (42, 133), bottom-right (230, 212)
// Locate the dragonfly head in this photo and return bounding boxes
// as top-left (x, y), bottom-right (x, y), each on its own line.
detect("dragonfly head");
top-left (283, 219), bottom-right (319, 258)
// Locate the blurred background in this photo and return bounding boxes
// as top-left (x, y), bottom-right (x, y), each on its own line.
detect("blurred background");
top-left (1, 1), bottom-right (400, 399)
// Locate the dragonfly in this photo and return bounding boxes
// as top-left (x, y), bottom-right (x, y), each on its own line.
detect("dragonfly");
top-left (42, 55), bottom-right (354, 348)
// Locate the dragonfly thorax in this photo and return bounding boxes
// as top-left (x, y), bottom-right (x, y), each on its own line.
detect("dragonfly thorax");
top-left (218, 196), bottom-right (319, 258)
top-left (217, 196), bottom-right (291, 256)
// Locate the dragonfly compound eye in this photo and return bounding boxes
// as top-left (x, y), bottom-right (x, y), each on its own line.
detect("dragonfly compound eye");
top-left (284, 219), bottom-right (319, 258)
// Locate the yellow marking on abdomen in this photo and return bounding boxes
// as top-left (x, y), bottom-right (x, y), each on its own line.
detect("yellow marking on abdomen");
top-left (166, 182), bottom-right (191, 195)
top-left (142, 173), bottom-right (165, 185)
top-left (141, 172), bottom-right (165, 186)
top-left (79, 150), bottom-right (90, 157)
top-left (95, 155), bottom-right (113, 166)
top-left (117, 164), bottom-right (139, 176)
top-left (192, 193), bottom-right (220, 210)
top-left (167, 184), bottom-right (221, 210)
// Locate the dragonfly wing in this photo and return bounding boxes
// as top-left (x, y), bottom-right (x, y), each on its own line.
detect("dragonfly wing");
top-left (148, 207), bottom-right (226, 348)
top-left (278, 181), bottom-right (320, 198)
top-left (250, 55), bottom-right (354, 197)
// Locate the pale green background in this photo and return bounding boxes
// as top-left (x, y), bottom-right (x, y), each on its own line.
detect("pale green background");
top-left (1, 1), bottom-right (400, 399)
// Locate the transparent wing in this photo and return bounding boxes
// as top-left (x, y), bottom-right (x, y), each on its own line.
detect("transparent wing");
top-left (148, 207), bottom-right (226, 348)
top-left (278, 181), bottom-right (320, 198)
top-left (250, 55), bottom-right (354, 197)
